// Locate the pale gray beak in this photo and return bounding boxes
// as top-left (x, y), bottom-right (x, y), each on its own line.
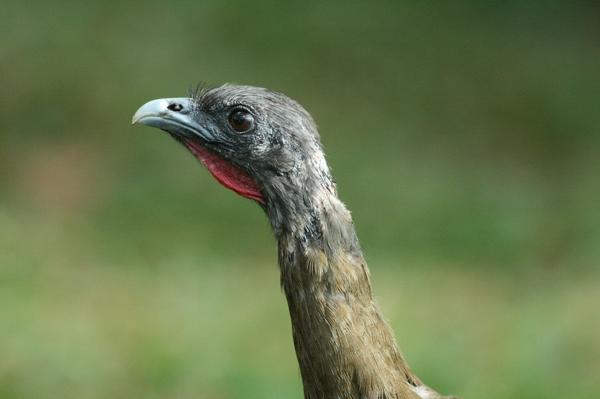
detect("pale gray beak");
top-left (132, 97), bottom-right (216, 143)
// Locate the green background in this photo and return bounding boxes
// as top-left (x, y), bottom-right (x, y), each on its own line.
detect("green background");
top-left (1, 1), bottom-right (599, 398)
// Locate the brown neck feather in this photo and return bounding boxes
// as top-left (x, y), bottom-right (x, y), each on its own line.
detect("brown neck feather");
top-left (276, 192), bottom-right (423, 399)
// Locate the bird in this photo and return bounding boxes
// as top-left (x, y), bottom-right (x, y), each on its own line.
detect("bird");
top-left (132, 84), bottom-right (458, 399)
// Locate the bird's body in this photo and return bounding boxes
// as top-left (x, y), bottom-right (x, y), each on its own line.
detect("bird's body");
top-left (133, 85), bottom-right (457, 399)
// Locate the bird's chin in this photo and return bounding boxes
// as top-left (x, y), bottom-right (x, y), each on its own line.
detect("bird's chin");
top-left (182, 139), bottom-right (265, 204)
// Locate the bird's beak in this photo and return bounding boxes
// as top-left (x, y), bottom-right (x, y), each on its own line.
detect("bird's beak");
top-left (132, 98), bottom-right (216, 143)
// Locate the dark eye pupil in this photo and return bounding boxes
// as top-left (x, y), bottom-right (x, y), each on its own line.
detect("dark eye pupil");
top-left (229, 110), bottom-right (253, 132)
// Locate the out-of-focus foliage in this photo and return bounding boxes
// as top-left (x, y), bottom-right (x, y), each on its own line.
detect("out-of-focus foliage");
top-left (0, 1), bottom-right (598, 398)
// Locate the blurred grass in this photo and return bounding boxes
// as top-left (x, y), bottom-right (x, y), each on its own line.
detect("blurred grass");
top-left (1, 1), bottom-right (599, 398)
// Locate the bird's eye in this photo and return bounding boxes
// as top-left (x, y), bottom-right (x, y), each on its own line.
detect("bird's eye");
top-left (228, 109), bottom-right (254, 133)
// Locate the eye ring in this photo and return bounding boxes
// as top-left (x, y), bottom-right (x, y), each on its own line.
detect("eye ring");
top-left (228, 108), bottom-right (255, 133)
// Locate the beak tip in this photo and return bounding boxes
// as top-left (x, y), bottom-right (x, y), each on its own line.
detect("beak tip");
top-left (131, 98), bottom-right (175, 128)
top-left (132, 105), bottom-right (151, 126)
top-left (131, 97), bottom-right (193, 130)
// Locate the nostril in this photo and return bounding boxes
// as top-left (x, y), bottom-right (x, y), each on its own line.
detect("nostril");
top-left (167, 103), bottom-right (184, 112)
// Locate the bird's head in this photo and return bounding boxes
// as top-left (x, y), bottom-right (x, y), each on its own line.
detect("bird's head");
top-left (133, 85), bottom-right (335, 222)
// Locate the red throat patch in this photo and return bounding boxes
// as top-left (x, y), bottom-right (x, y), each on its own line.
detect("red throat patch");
top-left (184, 140), bottom-right (265, 204)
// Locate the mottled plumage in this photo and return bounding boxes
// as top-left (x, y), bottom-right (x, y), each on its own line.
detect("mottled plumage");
top-left (133, 85), bottom-right (458, 399)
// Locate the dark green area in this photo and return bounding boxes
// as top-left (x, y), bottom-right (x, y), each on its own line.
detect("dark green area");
top-left (1, 1), bottom-right (598, 398)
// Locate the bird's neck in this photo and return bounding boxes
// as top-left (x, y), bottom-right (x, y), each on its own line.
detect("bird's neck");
top-left (274, 189), bottom-right (422, 399)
